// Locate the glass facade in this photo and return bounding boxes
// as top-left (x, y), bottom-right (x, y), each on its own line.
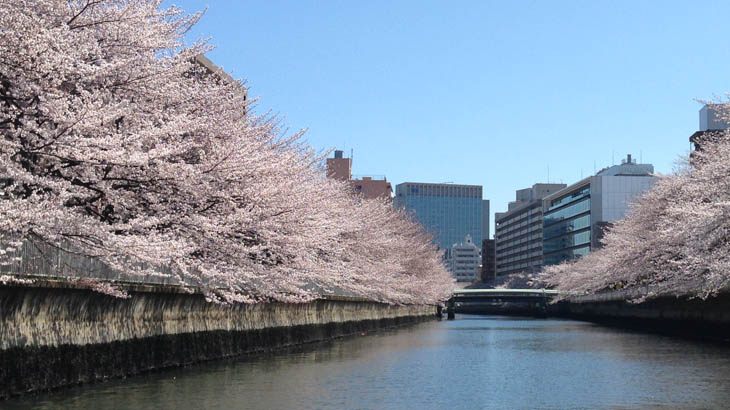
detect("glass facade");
top-left (543, 230), bottom-right (590, 253)
top-left (542, 184), bottom-right (591, 266)
top-left (543, 245), bottom-right (590, 266)
top-left (543, 197), bottom-right (590, 225)
top-left (546, 186), bottom-right (590, 211)
top-left (543, 214), bottom-right (590, 241)
top-left (394, 183), bottom-right (483, 251)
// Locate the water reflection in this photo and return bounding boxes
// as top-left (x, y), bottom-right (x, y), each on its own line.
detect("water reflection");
top-left (6, 317), bottom-right (730, 410)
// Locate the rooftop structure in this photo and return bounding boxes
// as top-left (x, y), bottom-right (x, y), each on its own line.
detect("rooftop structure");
top-left (690, 104), bottom-right (730, 151)
top-left (326, 150), bottom-right (352, 181)
top-left (325, 150), bottom-right (392, 199)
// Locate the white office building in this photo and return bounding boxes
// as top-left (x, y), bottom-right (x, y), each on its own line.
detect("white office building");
top-left (450, 234), bottom-right (481, 282)
top-left (542, 154), bottom-right (656, 266)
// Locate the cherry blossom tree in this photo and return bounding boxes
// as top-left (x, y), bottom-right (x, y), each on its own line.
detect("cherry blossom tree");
top-left (540, 120), bottom-right (730, 300)
top-left (0, 0), bottom-right (453, 304)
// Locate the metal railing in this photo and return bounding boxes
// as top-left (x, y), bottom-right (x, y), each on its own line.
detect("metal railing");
top-left (0, 236), bottom-right (367, 301)
top-left (0, 236), bottom-right (182, 285)
top-left (566, 279), bottom-right (712, 304)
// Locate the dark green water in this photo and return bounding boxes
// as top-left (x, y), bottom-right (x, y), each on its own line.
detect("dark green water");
top-left (6, 315), bottom-right (730, 409)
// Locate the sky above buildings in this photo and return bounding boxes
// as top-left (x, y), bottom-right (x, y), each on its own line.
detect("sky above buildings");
top-left (167, 0), bottom-right (730, 237)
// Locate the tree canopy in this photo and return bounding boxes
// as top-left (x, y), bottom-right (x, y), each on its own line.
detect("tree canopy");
top-left (0, 0), bottom-right (453, 304)
top-left (540, 117), bottom-right (730, 300)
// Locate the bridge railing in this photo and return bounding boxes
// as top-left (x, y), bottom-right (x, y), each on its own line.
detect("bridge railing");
top-left (452, 289), bottom-right (561, 296)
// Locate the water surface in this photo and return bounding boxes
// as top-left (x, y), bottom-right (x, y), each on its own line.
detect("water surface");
top-left (7, 316), bottom-right (730, 409)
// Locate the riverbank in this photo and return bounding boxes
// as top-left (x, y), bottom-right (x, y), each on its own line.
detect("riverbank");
top-left (0, 280), bottom-right (435, 399)
top-left (454, 290), bottom-right (730, 341)
top-left (554, 292), bottom-right (730, 341)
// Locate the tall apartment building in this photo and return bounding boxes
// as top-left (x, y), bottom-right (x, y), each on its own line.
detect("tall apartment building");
top-left (450, 234), bottom-right (481, 282)
top-left (325, 150), bottom-right (392, 199)
top-left (494, 183), bottom-right (566, 277)
top-left (394, 182), bottom-right (488, 251)
top-left (542, 155), bottom-right (656, 266)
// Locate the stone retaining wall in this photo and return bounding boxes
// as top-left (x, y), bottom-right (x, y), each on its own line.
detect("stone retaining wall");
top-left (0, 281), bottom-right (435, 398)
top-left (552, 293), bottom-right (730, 341)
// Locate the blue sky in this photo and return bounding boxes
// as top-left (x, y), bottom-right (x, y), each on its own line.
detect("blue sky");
top-left (168, 0), bottom-right (730, 237)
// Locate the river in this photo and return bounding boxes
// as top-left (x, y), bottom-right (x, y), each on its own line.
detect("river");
top-left (6, 315), bottom-right (730, 409)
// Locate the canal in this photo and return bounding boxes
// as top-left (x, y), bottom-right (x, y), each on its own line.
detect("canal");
top-left (6, 315), bottom-right (730, 409)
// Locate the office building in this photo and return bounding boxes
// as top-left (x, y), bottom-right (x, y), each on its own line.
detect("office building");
top-left (481, 239), bottom-right (496, 282)
top-left (494, 183), bottom-right (566, 276)
top-left (481, 200), bottom-right (490, 247)
top-left (450, 234), bottom-right (481, 282)
top-left (542, 155), bottom-right (656, 266)
top-left (394, 182), bottom-right (487, 253)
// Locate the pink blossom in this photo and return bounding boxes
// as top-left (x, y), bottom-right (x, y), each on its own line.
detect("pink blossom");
top-left (540, 121), bottom-right (730, 300)
top-left (0, 0), bottom-right (454, 305)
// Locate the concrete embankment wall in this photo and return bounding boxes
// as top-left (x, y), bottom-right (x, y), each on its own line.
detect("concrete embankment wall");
top-left (0, 281), bottom-right (435, 398)
top-left (551, 293), bottom-right (730, 341)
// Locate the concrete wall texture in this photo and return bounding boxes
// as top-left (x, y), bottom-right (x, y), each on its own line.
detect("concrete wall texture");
top-left (555, 293), bottom-right (730, 342)
top-left (0, 281), bottom-right (435, 398)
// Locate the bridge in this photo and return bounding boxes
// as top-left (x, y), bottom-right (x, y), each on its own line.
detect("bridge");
top-left (445, 289), bottom-right (562, 319)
